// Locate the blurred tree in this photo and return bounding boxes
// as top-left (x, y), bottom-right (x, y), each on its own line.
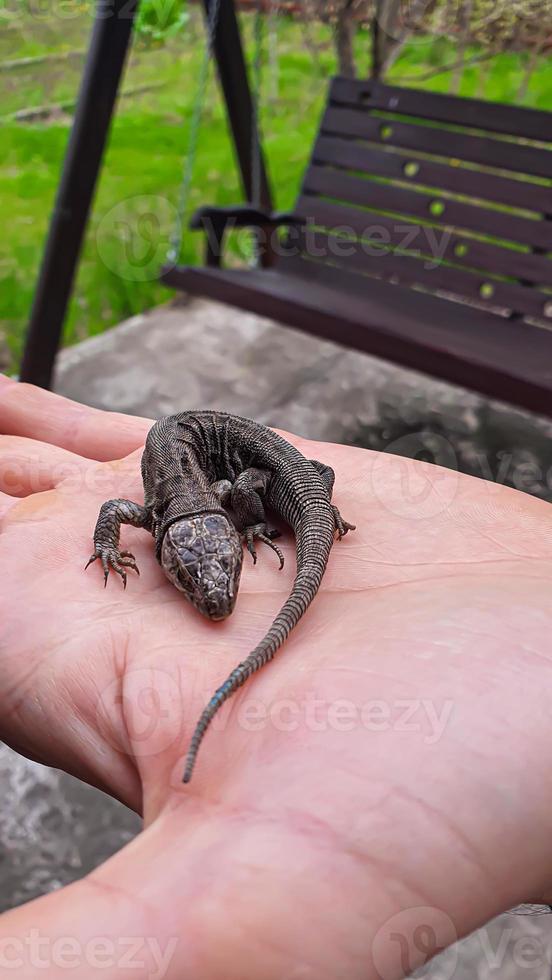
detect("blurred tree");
top-left (372, 0), bottom-right (438, 76)
top-left (135, 0), bottom-right (551, 93)
top-left (372, 0), bottom-right (552, 91)
top-left (300, 0), bottom-right (372, 76)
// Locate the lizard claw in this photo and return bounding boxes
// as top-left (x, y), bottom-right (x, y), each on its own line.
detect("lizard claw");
top-left (244, 526), bottom-right (285, 570)
top-left (119, 550), bottom-right (140, 576)
top-left (332, 506), bottom-right (356, 541)
top-left (245, 534), bottom-right (258, 565)
top-left (258, 534), bottom-right (285, 570)
top-left (85, 546), bottom-right (139, 588)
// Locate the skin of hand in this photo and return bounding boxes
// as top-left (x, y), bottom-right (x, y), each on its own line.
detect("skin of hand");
top-left (1, 372), bottom-right (552, 980)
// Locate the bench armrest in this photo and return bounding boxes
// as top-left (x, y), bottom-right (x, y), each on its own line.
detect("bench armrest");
top-left (189, 205), bottom-right (306, 267)
top-left (190, 204), bottom-right (305, 231)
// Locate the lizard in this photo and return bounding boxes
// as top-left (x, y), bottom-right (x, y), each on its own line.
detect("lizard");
top-left (86, 411), bottom-right (355, 783)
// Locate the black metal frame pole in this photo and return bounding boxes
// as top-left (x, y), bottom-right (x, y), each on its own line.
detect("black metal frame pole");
top-left (204, 0), bottom-right (273, 214)
top-left (20, 0), bottom-right (139, 388)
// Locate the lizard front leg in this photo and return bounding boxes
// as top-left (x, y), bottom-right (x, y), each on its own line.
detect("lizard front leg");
top-left (230, 468), bottom-right (284, 569)
top-left (86, 499), bottom-right (151, 588)
top-left (310, 459), bottom-right (356, 540)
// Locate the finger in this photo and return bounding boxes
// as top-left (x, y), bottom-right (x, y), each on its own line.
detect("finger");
top-left (0, 375), bottom-right (151, 462)
top-left (0, 490), bottom-right (17, 519)
top-left (0, 435), bottom-right (90, 496)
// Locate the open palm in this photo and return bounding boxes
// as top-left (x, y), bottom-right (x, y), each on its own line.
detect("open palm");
top-left (1, 372), bottom-right (552, 980)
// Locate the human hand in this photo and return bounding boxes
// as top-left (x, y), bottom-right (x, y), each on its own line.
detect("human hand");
top-left (1, 373), bottom-right (552, 979)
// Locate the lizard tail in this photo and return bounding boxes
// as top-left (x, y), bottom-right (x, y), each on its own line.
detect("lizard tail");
top-left (183, 528), bottom-right (333, 782)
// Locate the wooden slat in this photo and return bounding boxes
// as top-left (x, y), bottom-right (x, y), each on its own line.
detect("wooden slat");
top-left (161, 262), bottom-right (552, 418)
top-left (295, 196), bottom-right (552, 287)
top-left (283, 230), bottom-right (550, 318)
top-left (312, 136), bottom-right (550, 214)
top-left (303, 165), bottom-right (552, 250)
top-left (330, 77), bottom-right (552, 145)
top-left (321, 106), bottom-right (552, 181)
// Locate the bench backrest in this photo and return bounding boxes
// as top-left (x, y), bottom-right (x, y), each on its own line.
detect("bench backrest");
top-left (293, 78), bottom-right (552, 324)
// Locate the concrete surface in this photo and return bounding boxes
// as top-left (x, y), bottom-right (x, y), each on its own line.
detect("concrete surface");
top-left (2, 295), bottom-right (552, 976)
top-left (0, 752), bottom-right (140, 913)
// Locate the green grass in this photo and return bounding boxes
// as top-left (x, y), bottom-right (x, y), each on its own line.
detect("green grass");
top-left (0, 8), bottom-right (551, 372)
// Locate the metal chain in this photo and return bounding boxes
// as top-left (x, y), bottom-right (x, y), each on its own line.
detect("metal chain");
top-left (167, 0), bottom-right (223, 264)
top-left (266, 0), bottom-right (279, 104)
top-left (250, 1), bottom-right (263, 210)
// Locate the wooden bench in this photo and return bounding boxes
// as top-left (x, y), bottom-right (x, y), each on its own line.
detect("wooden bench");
top-left (161, 78), bottom-right (552, 417)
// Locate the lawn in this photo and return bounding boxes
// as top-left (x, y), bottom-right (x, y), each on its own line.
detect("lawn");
top-left (1, 5), bottom-right (551, 373)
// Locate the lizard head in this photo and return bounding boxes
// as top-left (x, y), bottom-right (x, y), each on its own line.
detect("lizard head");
top-left (160, 514), bottom-right (243, 621)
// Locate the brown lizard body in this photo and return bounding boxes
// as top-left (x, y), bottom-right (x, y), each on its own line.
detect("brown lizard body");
top-left (87, 411), bottom-right (355, 782)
